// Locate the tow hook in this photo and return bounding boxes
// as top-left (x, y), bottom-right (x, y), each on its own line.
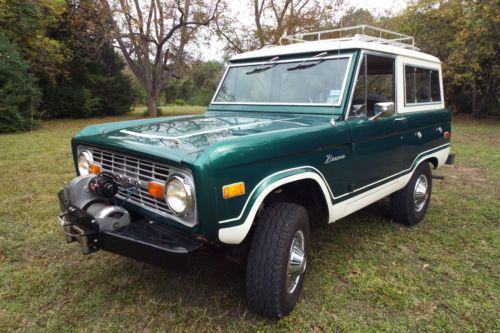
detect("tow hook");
top-left (58, 212), bottom-right (75, 243)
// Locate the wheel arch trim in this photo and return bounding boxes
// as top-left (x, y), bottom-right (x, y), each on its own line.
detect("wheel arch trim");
top-left (218, 168), bottom-right (333, 245)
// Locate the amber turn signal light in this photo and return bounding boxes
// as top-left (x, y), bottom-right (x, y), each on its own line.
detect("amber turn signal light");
top-left (223, 182), bottom-right (245, 199)
top-left (148, 181), bottom-right (165, 199)
top-left (89, 163), bottom-right (102, 174)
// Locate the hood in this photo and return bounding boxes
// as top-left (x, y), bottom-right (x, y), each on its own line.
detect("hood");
top-left (74, 112), bottom-right (334, 164)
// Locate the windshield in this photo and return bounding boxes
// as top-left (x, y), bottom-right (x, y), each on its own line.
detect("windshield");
top-left (213, 55), bottom-right (351, 106)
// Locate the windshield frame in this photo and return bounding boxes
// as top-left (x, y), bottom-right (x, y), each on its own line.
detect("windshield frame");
top-left (211, 53), bottom-right (353, 107)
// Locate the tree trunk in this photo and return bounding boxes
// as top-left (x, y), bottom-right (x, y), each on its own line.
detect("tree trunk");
top-left (472, 79), bottom-right (479, 118)
top-left (146, 93), bottom-right (158, 117)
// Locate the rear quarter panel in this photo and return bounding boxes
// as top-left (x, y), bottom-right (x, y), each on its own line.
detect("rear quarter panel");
top-left (401, 109), bottom-right (451, 168)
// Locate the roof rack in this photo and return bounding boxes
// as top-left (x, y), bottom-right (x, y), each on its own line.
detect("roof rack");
top-left (280, 25), bottom-right (419, 51)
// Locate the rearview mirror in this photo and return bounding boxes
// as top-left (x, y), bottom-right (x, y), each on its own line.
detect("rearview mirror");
top-left (370, 102), bottom-right (395, 121)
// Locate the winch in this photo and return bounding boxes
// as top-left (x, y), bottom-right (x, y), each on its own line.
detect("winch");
top-left (64, 173), bottom-right (131, 232)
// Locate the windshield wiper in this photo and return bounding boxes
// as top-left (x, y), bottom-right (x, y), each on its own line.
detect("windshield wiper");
top-left (246, 56), bottom-right (280, 75)
top-left (287, 52), bottom-right (328, 71)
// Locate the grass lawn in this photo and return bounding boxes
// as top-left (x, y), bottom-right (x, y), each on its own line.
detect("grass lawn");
top-left (0, 110), bottom-right (498, 332)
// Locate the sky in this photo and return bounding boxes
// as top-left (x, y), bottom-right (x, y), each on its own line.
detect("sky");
top-left (346, 0), bottom-right (409, 15)
top-left (201, 0), bottom-right (410, 61)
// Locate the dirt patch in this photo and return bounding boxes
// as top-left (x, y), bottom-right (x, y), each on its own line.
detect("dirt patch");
top-left (440, 164), bottom-right (500, 200)
top-left (452, 132), bottom-right (500, 145)
top-left (445, 165), bottom-right (490, 184)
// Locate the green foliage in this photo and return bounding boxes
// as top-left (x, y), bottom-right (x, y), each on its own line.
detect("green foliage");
top-left (129, 75), bottom-right (147, 105)
top-left (446, 0), bottom-right (499, 115)
top-left (38, 1), bottom-right (134, 118)
top-left (340, 7), bottom-right (377, 27)
top-left (0, 33), bottom-right (40, 133)
top-left (164, 61), bottom-right (224, 106)
top-left (0, 0), bottom-right (69, 82)
top-left (41, 42), bottom-right (134, 118)
top-left (0, 0), bottom-right (133, 121)
top-left (174, 99), bottom-right (187, 106)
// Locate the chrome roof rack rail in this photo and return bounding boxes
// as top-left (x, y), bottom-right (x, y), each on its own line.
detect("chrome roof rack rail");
top-left (279, 24), bottom-right (419, 51)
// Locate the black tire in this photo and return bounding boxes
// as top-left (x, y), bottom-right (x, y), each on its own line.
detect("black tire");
top-left (390, 162), bottom-right (433, 225)
top-left (246, 202), bottom-right (310, 318)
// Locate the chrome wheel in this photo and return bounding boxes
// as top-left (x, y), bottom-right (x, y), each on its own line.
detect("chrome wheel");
top-left (413, 174), bottom-right (429, 212)
top-left (286, 230), bottom-right (306, 294)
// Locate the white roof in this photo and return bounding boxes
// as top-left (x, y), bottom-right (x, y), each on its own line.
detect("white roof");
top-left (230, 39), bottom-right (441, 64)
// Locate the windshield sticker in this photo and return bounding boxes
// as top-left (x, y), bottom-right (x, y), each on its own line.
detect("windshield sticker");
top-left (327, 90), bottom-right (341, 104)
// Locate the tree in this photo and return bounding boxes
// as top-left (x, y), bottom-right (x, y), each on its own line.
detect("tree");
top-left (0, 0), bottom-right (69, 83)
top-left (390, 0), bottom-right (499, 116)
top-left (446, 0), bottom-right (499, 117)
top-left (163, 60), bottom-right (223, 105)
top-left (41, 43), bottom-right (135, 118)
top-left (41, 0), bottom-right (134, 118)
top-left (0, 33), bottom-right (40, 132)
top-left (98, 0), bottom-right (222, 117)
top-left (338, 7), bottom-right (376, 27)
top-left (216, 0), bottom-right (342, 54)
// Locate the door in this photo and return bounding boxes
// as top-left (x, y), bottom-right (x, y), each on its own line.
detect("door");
top-left (346, 53), bottom-right (406, 192)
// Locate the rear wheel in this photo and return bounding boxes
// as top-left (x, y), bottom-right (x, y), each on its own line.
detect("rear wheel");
top-left (390, 162), bottom-right (433, 225)
top-left (246, 202), bottom-right (310, 318)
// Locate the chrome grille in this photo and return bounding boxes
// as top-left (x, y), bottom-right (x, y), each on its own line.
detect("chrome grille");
top-left (82, 146), bottom-right (173, 216)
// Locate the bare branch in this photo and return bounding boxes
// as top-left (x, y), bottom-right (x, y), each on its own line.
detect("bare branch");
top-left (100, 0), bottom-right (221, 117)
top-left (215, 17), bottom-right (244, 53)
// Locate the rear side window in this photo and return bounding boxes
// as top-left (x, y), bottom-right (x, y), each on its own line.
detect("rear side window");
top-left (405, 65), bottom-right (441, 104)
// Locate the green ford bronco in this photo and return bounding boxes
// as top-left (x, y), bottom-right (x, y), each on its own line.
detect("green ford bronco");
top-left (57, 25), bottom-right (455, 318)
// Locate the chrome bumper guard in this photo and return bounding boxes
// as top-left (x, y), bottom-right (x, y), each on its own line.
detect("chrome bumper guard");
top-left (58, 212), bottom-right (98, 255)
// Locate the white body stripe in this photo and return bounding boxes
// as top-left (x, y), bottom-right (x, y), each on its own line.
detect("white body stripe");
top-left (219, 143), bottom-right (450, 224)
top-left (218, 146), bottom-right (450, 245)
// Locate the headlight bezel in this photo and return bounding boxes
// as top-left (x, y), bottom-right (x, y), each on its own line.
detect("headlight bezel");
top-left (78, 149), bottom-right (93, 176)
top-left (165, 174), bottom-right (195, 217)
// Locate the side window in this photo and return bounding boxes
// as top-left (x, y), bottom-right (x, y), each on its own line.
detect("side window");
top-left (405, 65), bottom-right (441, 104)
top-left (350, 54), bottom-right (395, 118)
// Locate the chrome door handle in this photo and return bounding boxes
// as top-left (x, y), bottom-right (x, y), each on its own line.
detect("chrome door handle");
top-left (416, 131), bottom-right (423, 139)
top-left (394, 117), bottom-right (407, 123)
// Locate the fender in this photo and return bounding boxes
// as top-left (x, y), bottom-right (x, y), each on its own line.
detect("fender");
top-left (218, 167), bottom-right (333, 245)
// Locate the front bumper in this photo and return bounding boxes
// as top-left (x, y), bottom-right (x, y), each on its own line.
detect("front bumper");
top-left (57, 190), bottom-right (203, 261)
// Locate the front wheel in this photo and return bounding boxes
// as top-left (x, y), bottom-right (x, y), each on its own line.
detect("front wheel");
top-left (390, 162), bottom-right (433, 225)
top-left (245, 202), bottom-right (310, 318)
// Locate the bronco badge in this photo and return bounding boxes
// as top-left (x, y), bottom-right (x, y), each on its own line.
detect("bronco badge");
top-left (324, 154), bottom-right (346, 164)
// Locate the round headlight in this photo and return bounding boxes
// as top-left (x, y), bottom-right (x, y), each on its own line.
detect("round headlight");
top-left (165, 175), bottom-right (194, 216)
top-left (78, 150), bottom-right (93, 176)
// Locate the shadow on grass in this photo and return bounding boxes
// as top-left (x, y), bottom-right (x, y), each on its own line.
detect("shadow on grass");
top-left (72, 200), bottom-right (395, 320)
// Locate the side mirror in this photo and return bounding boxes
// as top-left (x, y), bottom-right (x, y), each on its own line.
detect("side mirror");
top-left (370, 102), bottom-right (395, 121)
